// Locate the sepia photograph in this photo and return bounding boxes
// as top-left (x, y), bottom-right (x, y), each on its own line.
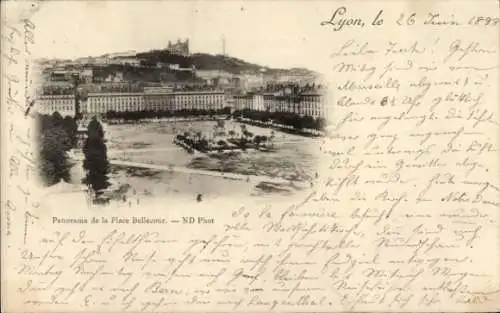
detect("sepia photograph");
top-left (2, 1), bottom-right (499, 313)
top-left (30, 2), bottom-right (331, 209)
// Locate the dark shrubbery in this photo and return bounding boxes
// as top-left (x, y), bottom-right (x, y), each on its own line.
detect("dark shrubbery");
top-left (35, 112), bottom-right (77, 186)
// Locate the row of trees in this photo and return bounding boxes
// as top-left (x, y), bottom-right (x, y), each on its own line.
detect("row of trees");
top-left (232, 109), bottom-right (327, 131)
top-left (36, 112), bottom-right (78, 186)
top-left (104, 107), bottom-right (231, 121)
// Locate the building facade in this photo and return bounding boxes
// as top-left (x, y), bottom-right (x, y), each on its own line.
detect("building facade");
top-left (104, 72), bottom-right (124, 82)
top-left (36, 95), bottom-right (75, 117)
top-left (300, 92), bottom-right (325, 118)
top-left (263, 92), bottom-right (275, 112)
top-left (173, 91), bottom-right (225, 111)
top-left (252, 94), bottom-right (264, 111)
top-left (37, 90), bottom-right (227, 117)
top-left (86, 93), bottom-right (145, 114)
top-left (234, 90), bottom-right (326, 118)
top-left (144, 93), bottom-right (175, 112)
top-left (80, 69), bottom-right (93, 83)
top-left (240, 72), bottom-right (265, 91)
top-left (109, 58), bottom-right (142, 67)
top-left (234, 94), bottom-right (253, 111)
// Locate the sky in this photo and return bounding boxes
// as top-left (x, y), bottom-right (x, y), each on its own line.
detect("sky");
top-left (17, 0), bottom-right (496, 73)
top-left (30, 1), bottom-right (336, 72)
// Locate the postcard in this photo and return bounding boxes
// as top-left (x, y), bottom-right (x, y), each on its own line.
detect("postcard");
top-left (1, 1), bottom-right (499, 312)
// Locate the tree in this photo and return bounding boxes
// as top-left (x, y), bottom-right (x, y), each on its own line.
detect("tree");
top-left (253, 135), bottom-right (262, 149)
top-left (195, 131), bottom-right (203, 142)
top-left (303, 116), bottom-right (315, 130)
top-left (35, 113), bottom-right (73, 186)
top-left (243, 130), bottom-right (253, 138)
top-left (315, 117), bottom-right (327, 130)
top-left (62, 116), bottom-right (78, 147)
top-left (72, 74), bottom-right (83, 120)
top-left (51, 111), bottom-right (63, 127)
top-left (39, 125), bottom-right (72, 185)
top-left (260, 135), bottom-right (268, 148)
top-left (37, 113), bottom-right (55, 134)
top-left (87, 117), bottom-right (104, 139)
top-left (39, 157), bottom-right (57, 185)
top-left (198, 139), bottom-right (209, 152)
top-left (216, 119), bottom-right (225, 129)
top-left (83, 117), bottom-right (110, 197)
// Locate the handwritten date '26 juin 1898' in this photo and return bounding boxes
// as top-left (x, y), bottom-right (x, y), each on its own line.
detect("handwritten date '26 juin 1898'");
top-left (320, 6), bottom-right (499, 31)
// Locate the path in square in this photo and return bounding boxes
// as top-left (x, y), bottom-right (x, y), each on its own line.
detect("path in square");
top-left (72, 154), bottom-right (307, 187)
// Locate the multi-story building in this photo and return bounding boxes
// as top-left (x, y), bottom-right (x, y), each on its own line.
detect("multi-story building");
top-left (46, 68), bottom-right (95, 84)
top-left (109, 58), bottom-right (142, 67)
top-left (300, 91), bottom-right (325, 118)
top-left (239, 72), bottom-right (265, 91)
top-left (36, 95), bottom-right (75, 117)
top-left (234, 88), bottom-right (327, 118)
top-left (262, 92), bottom-right (275, 112)
top-left (37, 89), bottom-right (227, 117)
top-left (252, 94), bottom-right (264, 111)
top-left (80, 69), bottom-right (93, 84)
top-left (173, 91), bottom-right (225, 111)
top-left (86, 93), bottom-right (145, 114)
top-left (144, 93), bottom-right (175, 112)
top-left (49, 70), bottom-right (78, 82)
top-left (234, 93), bottom-right (266, 111)
top-left (143, 86), bottom-right (174, 111)
top-left (233, 94), bottom-right (253, 111)
top-left (274, 95), bottom-right (287, 113)
top-left (196, 69), bottom-right (235, 81)
top-left (104, 72), bottom-right (124, 83)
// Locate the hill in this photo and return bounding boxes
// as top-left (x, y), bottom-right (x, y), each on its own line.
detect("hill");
top-left (91, 64), bottom-right (199, 83)
top-left (191, 53), bottom-right (268, 74)
top-left (136, 50), bottom-right (317, 76)
top-left (136, 50), bottom-right (192, 68)
top-left (39, 49), bottom-right (320, 83)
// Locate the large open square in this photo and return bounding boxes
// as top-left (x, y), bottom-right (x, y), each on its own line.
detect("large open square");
top-left (99, 119), bottom-right (321, 200)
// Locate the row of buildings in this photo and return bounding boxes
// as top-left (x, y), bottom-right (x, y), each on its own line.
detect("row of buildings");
top-left (42, 66), bottom-right (286, 90)
top-left (36, 89), bottom-right (226, 117)
top-left (36, 88), bottom-right (328, 119)
top-left (233, 90), bottom-right (327, 118)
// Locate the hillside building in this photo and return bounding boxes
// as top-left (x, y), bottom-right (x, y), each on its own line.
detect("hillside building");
top-left (167, 39), bottom-right (190, 57)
